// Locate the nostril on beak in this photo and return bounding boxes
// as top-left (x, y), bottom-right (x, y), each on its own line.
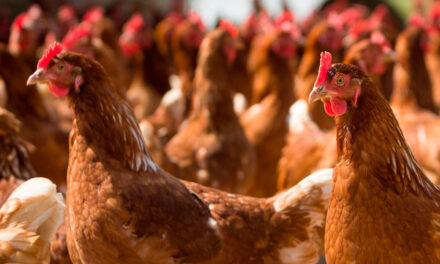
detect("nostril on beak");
top-left (308, 85), bottom-right (327, 104)
top-left (26, 68), bottom-right (44, 86)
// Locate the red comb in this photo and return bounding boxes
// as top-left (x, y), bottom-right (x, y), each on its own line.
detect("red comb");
top-left (124, 13), bottom-right (144, 34)
top-left (274, 11), bottom-right (294, 27)
top-left (12, 13), bottom-right (28, 31)
top-left (27, 4), bottom-right (42, 20)
top-left (244, 13), bottom-right (257, 28)
top-left (370, 4), bottom-right (388, 26)
top-left (315, 52), bottom-right (332, 87)
top-left (348, 20), bottom-right (370, 39)
top-left (188, 11), bottom-right (206, 30)
top-left (430, 3), bottom-right (440, 21)
top-left (259, 10), bottom-right (275, 33)
top-left (328, 11), bottom-right (344, 31)
top-left (82, 6), bottom-right (104, 23)
top-left (37, 42), bottom-right (65, 69)
top-left (219, 19), bottom-right (238, 38)
top-left (370, 31), bottom-right (390, 51)
top-left (340, 7), bottom-right (364, 25)
top-left (58, 5), bottom-right (76, 21)
top-left (409, 14), bottom-right (426, 28)
top-left (62, 23), bottom-right (91, 49)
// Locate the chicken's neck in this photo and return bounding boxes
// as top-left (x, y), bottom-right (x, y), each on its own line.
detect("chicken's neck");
top-left (336, 79), bottom-right (440, 197)
top-left (391, 27), bottom-right (437, 113)
top-left (270, 57), bottom-right (295, 102)
top-left (393, 61), bottom-right (437, 113)
top-left (174, 47), bottom-right (198, 117)
top-left (189, 56), bottom-right (237, 127)
top-left (68, 75), bottom-right (156, 173)
top-left (174, 46), bottom-right (198, 81)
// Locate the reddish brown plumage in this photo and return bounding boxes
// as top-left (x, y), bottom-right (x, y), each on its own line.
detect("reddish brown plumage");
top-left (316, 62), bottom-right (440, 263)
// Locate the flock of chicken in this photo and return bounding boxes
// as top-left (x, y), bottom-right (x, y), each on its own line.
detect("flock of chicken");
top-left (1, 0), bottom-right (440, 263)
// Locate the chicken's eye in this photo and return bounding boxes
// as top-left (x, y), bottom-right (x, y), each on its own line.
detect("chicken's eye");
top-left (56, 63), bottom-right (66, 72)
top-left (335, 76), bottom-right (345, 86)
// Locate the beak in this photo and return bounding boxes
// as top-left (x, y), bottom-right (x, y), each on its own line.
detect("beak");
top-left (26, 68), bottom-right (45, 86)
top-left (308, 85), bottom-right (328, 104)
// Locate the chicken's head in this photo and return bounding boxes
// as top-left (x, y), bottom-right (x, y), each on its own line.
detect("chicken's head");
top-left (180, 11), bottom-right (206, 48)
top-left (358, 31), bottom-right (395, 74)
top-left (271, 11), bottom-right (300, 58)
top-left (27, 42), bottom-right (83, 97)
top-left (8, 12), bottom-right (40, 54)
top-left (309, 52), bottom-right (363, 117)
top-left (119, 13), bottom-right (152, 57)
top-left (240, 13), bottom-right (258, 44)
top-left (219, 19), bottom-right (241, 63)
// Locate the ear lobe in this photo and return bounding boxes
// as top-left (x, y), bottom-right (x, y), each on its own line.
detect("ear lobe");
top-left (353, 87), bottom-right (361, 106)
top-left (351, 78), bottom-right (362, 106)
top-left (74, 75), bottom-right (83, 93)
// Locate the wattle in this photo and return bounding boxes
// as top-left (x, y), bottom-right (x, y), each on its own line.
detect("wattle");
top-left (324, 102), bottom-right (335, 116)
top-left (324, 98), bottom-right (347, 116)
top-left (49, 83), bottom-right (70, 97)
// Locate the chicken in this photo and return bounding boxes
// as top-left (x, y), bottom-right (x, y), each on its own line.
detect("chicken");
top-left (28, 43), bottom-right (333, 263)
top-left (309, 51), bottom-right (440, 263)
top-left (153, 12), bottom-right (184, 65)
top-left (343, 31), bottom-right (396, 100)
top-left (171, 11), bottom-right (206, 107)
top-left (164, 26), bottom-right (255, 194)
top-left (142, 13), bottom-right (205, 165)
top-left (56, 5), bottom-right (78, 39)
top-left (343, 5), bottom-right (401, 48)
top-left (241, 18), bottom-right (299, 197)
top-left (0, 44), bottom-right (69, 187)
top-left (232, 13), bottom-right (259, 104)
top-left (81, 6), bottom-right (120, 58)
top-left (390, 19), bottom-right (440, 184)
top-left (8, 6), bottom-right (47, 69)
top-left (0, 177), bottom-right (65, 264)
top-left (296, 16), bottom-right (344, 130)
top-left (119, 13), bottom-right (164, 120)
top-left (278, 21), bottom-right (433, 190)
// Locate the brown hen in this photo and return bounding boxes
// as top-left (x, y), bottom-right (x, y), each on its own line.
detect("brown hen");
top-left (165, 27), bottom-right (255, 194)
top-left (310, 52), bottom-right (440, 263)
top-left (241, 21), bottom-right (298, 197)
top-left (28, 44), bottom-right (333, 264)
